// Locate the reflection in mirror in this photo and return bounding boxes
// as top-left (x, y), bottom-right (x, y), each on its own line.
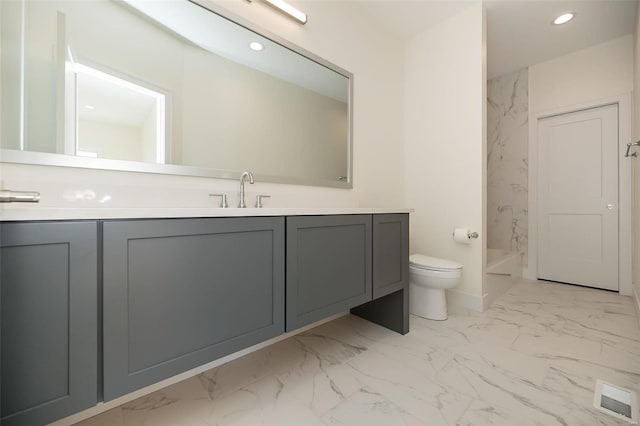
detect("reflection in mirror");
top-left (0, 0), bottom-right (352, 187)
top-left (72, 62), bottom-right (166, 163)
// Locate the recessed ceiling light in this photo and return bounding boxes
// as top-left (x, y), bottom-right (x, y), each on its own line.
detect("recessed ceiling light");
top-left (249, 41), bottom-right (264, 51)
top-left (553, 12), bottom-right (575, 25)
top-left (84, 105), bottom-right (95, 110)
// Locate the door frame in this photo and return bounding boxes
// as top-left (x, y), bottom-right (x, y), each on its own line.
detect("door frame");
top-left (527, 93), bottom-right (632, 296)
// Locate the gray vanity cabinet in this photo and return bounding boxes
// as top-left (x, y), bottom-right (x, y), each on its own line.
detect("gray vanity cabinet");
top-left (1, 221), bottom-right (98, 426)
top-left (372, 214), bottom-right (409, 298)
top-left (102, 217), bottom-right (285, 401)
top-left (286, 215), bottom-right (372, 331)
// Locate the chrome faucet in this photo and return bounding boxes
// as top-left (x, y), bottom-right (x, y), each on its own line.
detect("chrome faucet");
top-left (238, 171), bottom-right (254, 208)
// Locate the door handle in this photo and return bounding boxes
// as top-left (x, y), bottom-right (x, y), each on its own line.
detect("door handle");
top-left (0, 190), bottom-right (40, 203)
top-left (606, 203), bottom-right (615, 210)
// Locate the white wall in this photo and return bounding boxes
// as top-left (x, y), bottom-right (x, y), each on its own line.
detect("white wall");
top-left (77, 120), bottom-right (142, 162)
top-left (528, 35), bottom-right (634, 294)
top-left (1, 0), bottom-right (404, 209)
top-left (404, 3), bottom-right (486, 304)
top-left (529, 35), bottom-right (633, 114)
top-left (140, 108), bottom-right (158, 164)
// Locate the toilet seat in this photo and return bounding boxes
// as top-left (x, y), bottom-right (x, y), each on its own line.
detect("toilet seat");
top-left (409, 254), bottom-right (462, 272)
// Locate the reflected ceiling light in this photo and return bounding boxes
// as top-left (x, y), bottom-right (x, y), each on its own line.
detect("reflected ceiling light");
top-left (249, 41), bottom-right (264, 51)
top-left (248, 0), bottom-right (307, 24)
top-left (264, 0), bottom-right (307, 24)
top-left (84, 105), bottom-right (95, 110)
top-left (553, 12), bottom-right (575, 25)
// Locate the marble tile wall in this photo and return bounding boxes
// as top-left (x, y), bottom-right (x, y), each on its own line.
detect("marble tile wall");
top-left (487, 69), bottom-right (529, 266)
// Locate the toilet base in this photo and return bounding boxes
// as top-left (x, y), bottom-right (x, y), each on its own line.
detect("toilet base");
top-left (410, 284), bottom-right (448, 320)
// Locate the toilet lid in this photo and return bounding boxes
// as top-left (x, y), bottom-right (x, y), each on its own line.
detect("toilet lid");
top-left (409, 254), bottom-right (463, 271)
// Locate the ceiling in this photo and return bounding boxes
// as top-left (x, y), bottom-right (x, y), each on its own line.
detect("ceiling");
top-left (355, 0), bottom-right (638, 80)
top-left (77, 71), bottom-right (158, 127)
top-left (486, 0), bottom-right (637, 79)
top-left (354, 1), bottom-right (476, 40)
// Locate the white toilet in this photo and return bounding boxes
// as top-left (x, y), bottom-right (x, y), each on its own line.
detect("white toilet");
top-left (409, 254), bottom-right (463, 320)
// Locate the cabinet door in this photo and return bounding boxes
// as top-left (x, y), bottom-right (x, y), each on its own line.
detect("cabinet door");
top-left (1, 221), bottom-right (97, 426)
top-left (103, 217), bottom-right (284, 401)
top-left (373, 214), bottom-right (409, 299)
top-left (286, 215), bottom-right (372, 331)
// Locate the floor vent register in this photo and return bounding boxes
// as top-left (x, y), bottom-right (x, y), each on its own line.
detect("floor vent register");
top-left (594, 379), bottom-right (638, 424)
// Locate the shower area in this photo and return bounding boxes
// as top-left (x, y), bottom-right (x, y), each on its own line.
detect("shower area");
top-left (486, 68), bottom-right (528, 295)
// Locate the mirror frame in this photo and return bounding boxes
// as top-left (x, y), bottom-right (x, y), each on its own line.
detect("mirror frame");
top-left (0, 0), bottom-right (354, 188)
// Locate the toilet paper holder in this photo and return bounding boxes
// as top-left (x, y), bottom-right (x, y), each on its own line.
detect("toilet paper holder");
top-left (453, 230), bottom-right (479, 239)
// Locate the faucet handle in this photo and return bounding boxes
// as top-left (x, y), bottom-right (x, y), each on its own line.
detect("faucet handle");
top-left (209, 193), bottom-right (228, 208)
top-left (255, 194), bottom-right (271, 208)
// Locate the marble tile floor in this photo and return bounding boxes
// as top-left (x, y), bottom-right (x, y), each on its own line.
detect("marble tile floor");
top-left (76, 280), bottom-right (640, 426)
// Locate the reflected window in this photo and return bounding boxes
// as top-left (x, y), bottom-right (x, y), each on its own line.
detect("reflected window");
top-left (67, 62), bottom-right (166, 163)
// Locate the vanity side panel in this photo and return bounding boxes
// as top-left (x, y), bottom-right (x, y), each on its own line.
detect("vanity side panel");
top-left (0, 221), bottom-right (98, 426)
top-left (102, 217), bottom-right (284, 401)
top-left (286, 215), bottom-right (372, 331)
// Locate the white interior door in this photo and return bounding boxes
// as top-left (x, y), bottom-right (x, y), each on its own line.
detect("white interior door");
top-left (538, 104), bottom-right (618, 291)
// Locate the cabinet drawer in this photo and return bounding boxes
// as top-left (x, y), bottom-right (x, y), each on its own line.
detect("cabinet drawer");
top-left (286, 215), bottom-right (372, 331)
top-left (103, 217), bottom-right (284, 400)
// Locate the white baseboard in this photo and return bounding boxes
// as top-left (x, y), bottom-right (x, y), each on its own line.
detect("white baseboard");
top-left (51, 312), bottom-right (348, 426)
top-left (446, 288), bottom-right (486, 312)
top-left (522, 266), bottom-right (536, 281)
top-left (484, 273), bottom-right (516, 310)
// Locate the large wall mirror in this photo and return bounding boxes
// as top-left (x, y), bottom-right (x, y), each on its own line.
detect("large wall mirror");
top-left (0, 0), bottom-right (352, 187)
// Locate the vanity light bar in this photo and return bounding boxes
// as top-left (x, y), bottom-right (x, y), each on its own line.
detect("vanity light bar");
top-left (251, 0), bottom-right (307, 24)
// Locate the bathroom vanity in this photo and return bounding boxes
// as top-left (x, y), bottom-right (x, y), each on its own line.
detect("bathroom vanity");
top-left (0, 209), bottom-right (409, 426)
top-left (0, 0), bottom-right (406, 423)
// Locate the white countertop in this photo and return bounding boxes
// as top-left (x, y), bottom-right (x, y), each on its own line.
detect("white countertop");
top-left (0, 207), bottom-right (413, 221)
